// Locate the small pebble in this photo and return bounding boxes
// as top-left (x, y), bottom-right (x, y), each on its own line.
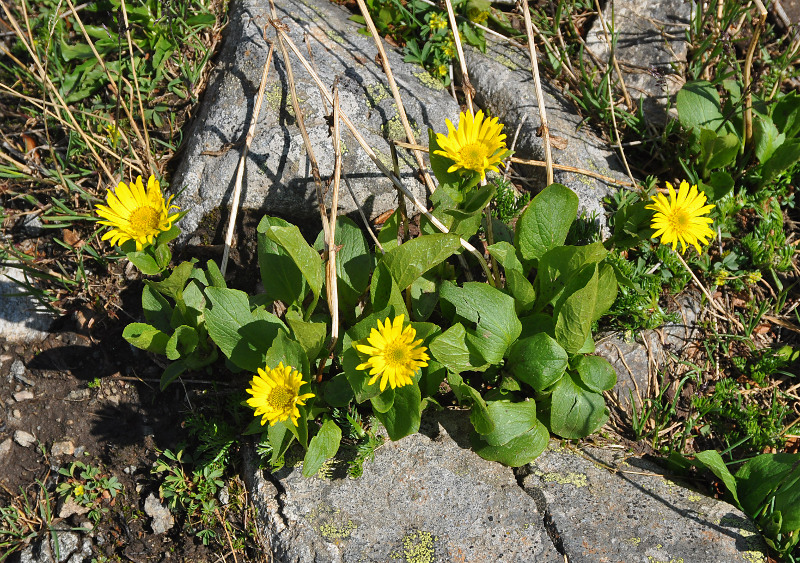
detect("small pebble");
top-left (51, 440), bottom-right (75, 457)
top-left (13, 430), bottom-right (36, 448)
top-left (12, 409), bottom-right (21, 419)
top-left (0, 438), bottom-right (12, 458)
top-left (73, 446), bottom-right (86, 457)
top-left (13, 390), bottom-right (34, 402)
top-left (65, 389), bottom-right (90, 401)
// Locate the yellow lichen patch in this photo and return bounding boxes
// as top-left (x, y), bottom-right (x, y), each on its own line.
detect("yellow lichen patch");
top-left (402, 531), bottom-right (437, 563)
top-left (413, 71), bottom-right (446, 91)
top-left (366, 83), bottom-right (391, 107)
top-left (646, 557), bottom-right (684, 563)
top-left (382, 113), bottom-right (421, 141)
top-left (307, 503), bottom-right (357, 541)
top-left (539, 471), bottom-right (588, 488)
top-left (626, 537), bottom-right (642, 545)
top-left (687, 493), bottom-right (703, 502)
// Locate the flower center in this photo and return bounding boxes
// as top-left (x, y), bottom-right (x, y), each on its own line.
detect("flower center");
top-left (669, 209), bottom-right (691, 231)
top-left (459, 142), bottom-right (489, 171)
top-left (384, 341), bottom-right (409, 367)
top-left (129, 205), bottom-right (161, 234)
top-left (267, 386), bottom-right (293, 409)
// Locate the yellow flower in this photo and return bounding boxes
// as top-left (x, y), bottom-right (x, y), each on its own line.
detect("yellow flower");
top-left (442, 37), bottom-right (455, 58)
top-left (95, 175), bottom-right (180, 251)
top-left (74, 484), bottom-right (85, 496)
top-left (429, 12), bottom-right (448, 31)
top-left (354, 314), bottom-right (429, 392)
top-left (646, 180), bottom-right (715, 254)
top-left (436, 64), bottom-right (448, 78)
top-left (246, 363), bottom-right (315, 427)
top-left (434, 110), bottom-right (508, 180)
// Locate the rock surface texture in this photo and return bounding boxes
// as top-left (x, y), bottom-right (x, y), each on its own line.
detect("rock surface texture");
top-left (245, 411), bottom-right (767, 562)
top-left (171, 0), bottom-right (460, 242)
top-left (0, 267), bottom-right (55, 344)
top-left (586, 0), bottom-right (692, 119)
top-left (524, 442), bottom-right (768, 563)
top-left (464, 41), bottom-right (631, 226)
top-left (244, 412), bottom-right (563, 562)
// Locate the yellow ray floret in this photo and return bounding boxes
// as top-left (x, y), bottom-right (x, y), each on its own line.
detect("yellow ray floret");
top-left (434, 110), bottom-right (507, 180)
top-left (246, 363), bottom-right (315, 427)
top-left (355, 314), bottom-right (430, 392)
top-left (95, 175), bottom-right (180, 251)
top-left (646, 180), bottom-right (715, 254)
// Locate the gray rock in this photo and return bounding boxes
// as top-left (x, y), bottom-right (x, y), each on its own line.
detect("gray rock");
top-left (13, 390), bottom-right (34, 402)
top-left (64, 389), bottom-right (90, 402)
top-left (51, 440), bottom-right (75, 458)
top-left (20, 215), bottom-right (45, 237)
top-left (244, 411), bottom-right (562, 562)
top-left (0, 268), bottom-right (55, 344)
top-left (172, 0), bottom-right (460, 243)
top-left (58, 497), bottom-right (91, 520)
top-left (596, 293), bottom-right (700, 411)
top-left (523, 442), bottom-right (768, 562)
top-left (13, 430), bottom-right (36, 448)
top-left (144, 493), bottom-right (175, 534)
top-left (585, 0), bottom-right (691, 120)
top-left (12, 531), bottom-right (83, 563)
top-left (0, 438), bottom-right (12, 459)
top-left (464, 41), bottom-right (631, 228)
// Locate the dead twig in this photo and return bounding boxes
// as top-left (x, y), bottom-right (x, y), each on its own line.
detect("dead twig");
top-left (443, 0), bottom-right (474, 113)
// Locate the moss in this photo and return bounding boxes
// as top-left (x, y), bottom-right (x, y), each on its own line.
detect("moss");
top-left (413, 71), bottom-right (446, 91)
top-left (402, 530), bottom-right (437, 563)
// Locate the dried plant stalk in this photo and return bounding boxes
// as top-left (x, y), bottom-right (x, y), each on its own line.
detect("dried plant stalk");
top-left (442, 0), bottom-right (474, 113)
top-left (744, 0), bottom-right (768, 149)
top-left (220, 42), bottom-right (275, 277)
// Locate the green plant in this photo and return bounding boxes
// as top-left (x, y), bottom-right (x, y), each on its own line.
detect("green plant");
top-left (56, 461), bottom-right (123, 524)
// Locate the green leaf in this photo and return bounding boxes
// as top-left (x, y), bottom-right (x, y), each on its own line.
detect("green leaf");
top-left (677, 81), bottom-right (725, 133)
top-left (760, 139), bottom-right (800, 187)
top-left (165, 325), bottom-right (199, 361)
top-left (205, 259), bottom-right (227, 288)
top-left (148, 260), bottom-right (196, 302)
top-left (160, 361), bottom-right (188, 390)
top-left (736, 453), bottom-right (800, 532)
top-left (382, 233), bottom-right (461, 290)
top-left (302, 418), bottom-right (342, 477)
top-left (506, 332), bottom-right (568, 391)
top-left (470, 420), bottom-right (549, 467)
top-left (447, 371), bottom-right (493, 435)
top-left (439, 281), bottom-right (522, 364)
top-left (370, 261), bottom-right (408, 317)
top-left (373, 383), bottom-right (421, 441)
top-left (256, 216), bottom-right (310, 306)
top-left (314, 217), bottom-right (374, 321)
top-left (754, 117), bottom-right (785, 164)
top-left (370, 387), bottom-right (396, 413)
top-left (478, 399), bottom-right (539, 446)
top-left (536, 242), bottom-right (607, 309)
top-left (548, 373), bottom-right (608, 439)
top-left (698, 128), bottom-right (740, 173)
top-left (699, 171), bottom-right (734, 202)
top-left (419, 359), bottom-right (447, 398)
top-left (593, 263), bottom-right (618, 321)
top-left (285, 310), bottom-right (327, 363)
top-left (489, 242), bottom-right (536, 313)
top-left (574, 355), bottom-right (616, 392)
top-left (554, 265), bottom-right (598, 354)
top-left (264, 329), bottom-right (310, 381)
top-left (204, 287), bottom-right (287, 372)
top-left (410, 270), bottom-right (439, 321)
top-left (123, 323), bottom-right (169, 354)
top-left (142, 284), bottom-right (173, 333)
top-left (322, 373), bottom-right (354, 407)
top-left (515, 184), bottom-right (579, 267)
top-left (124, 247), bottom-right (162, 275)
top-left (688, 450), bottom-right (740, 506)
top-left (773, 91), bottom-right (800, 139)
top-left (429, 323), bottom-right (487, 374)
top-left (377, 207), bottom-right (402, 251)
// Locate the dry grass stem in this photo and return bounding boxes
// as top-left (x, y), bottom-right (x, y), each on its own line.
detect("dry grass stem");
top-left (119, 0), bottom-right (155, 174)
top-left (343, 177), bottom-right (384, 253)
top-left (272, 24), bottom-right (495, 284)
top-left (503, 114), bottom-right (527, 183)
top-left (592, 0), bottom-right (634, 110)
top-left (606, 73), bottom-right (637, 188)
top-left (392, 139), bottom-right (636, 188)
top-left (354, 0), bottom-right (436, 194)
top-left (326, 88), bottom-right (342, 359)
top-left (442, 0), bottom-right (474, 114)
top-left (521, 0), bottom-right (553, 185)
top-left (743, 0), bottom-right (768, 149)
top-left (1, 1), bottom-right (116, 183)
top-left (220, 42), bottom-right (275, 277)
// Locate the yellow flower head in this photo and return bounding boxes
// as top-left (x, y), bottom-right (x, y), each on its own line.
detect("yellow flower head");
top-left (428, 12), bottom-right (448, 31)
top-left (95, 175), bottom-right (180, 251)
top-left (434, 110), bottom-right (508, 180)
top-left (646, 180), bottom-right (715, 254)
top-left (74, 484), bottom-right (85, 497)
top-left (436, 64), bottom-right (448, 78)
top-left (246, 362), bottom-right (315, 427)
top-left (354, 314), bottom-right (430, 392)
top-left (442, 37), bottom-right (455, 58)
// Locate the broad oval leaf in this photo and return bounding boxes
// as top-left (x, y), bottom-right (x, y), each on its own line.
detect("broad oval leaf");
top-left (515, 184), bottom-right (578, 266)
top-left (548, 373), bottom-right (608, 440)
top-left (470, 420), bottom-right (549, 467)
top-left (382, 233), bottom-right (461, 290)
top-left (479, 399), bottom-right (539, 447)
top-left (507, 332), bottom-right (568, 391)
top-left (574, 355), bottom-right (617, 392)
top-left (302, 418), bottom-right (342, 477)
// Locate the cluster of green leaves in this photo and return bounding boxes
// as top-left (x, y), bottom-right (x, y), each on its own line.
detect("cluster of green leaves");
top-left (0, 482), bottom-right (60, 562)
top-left (351, 0), bottom-right (490, 84)
top-left (674, 450), bottom-right (800, 558)
top-left (152, 447), bottom-right (225, 545)
top-left (56, 461), bottom-right (123, 524)
top-left (676, 82), bottom-right (800, 200)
